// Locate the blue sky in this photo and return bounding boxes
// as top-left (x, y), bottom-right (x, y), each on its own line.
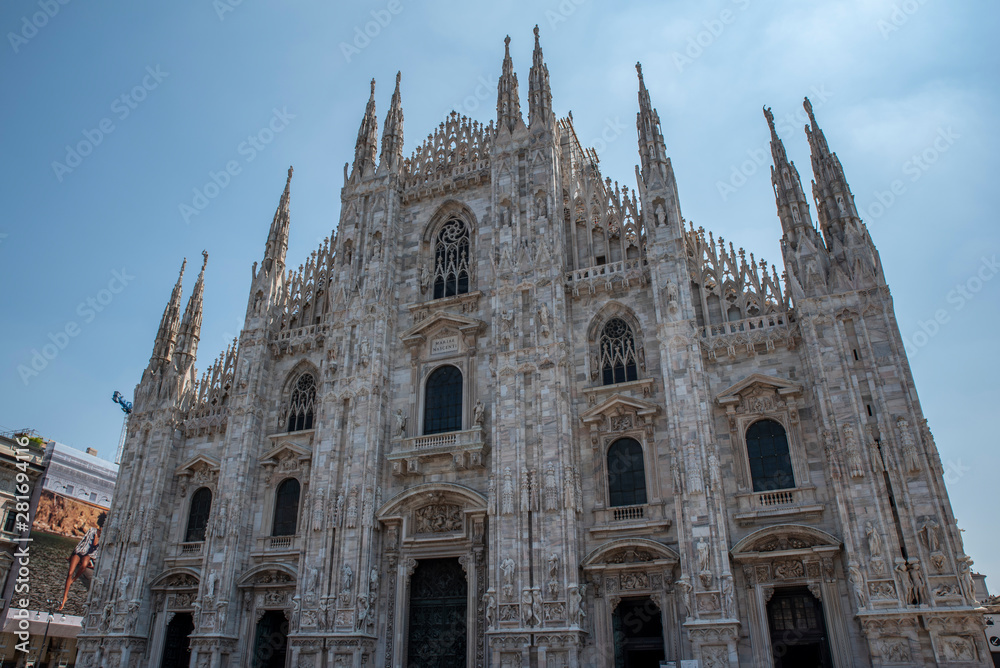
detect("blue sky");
top-left (2, 1), bottom-right (997, 583)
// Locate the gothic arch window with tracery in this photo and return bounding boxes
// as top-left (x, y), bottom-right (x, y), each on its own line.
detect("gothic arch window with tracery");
top-left (423, 365), bottom-right (463, 435)
top-left (607, 438), bottom-right (648, 507)
top-left (271, 478), bottom-right (301, 537)
top-left (432, 218), bottom-right (470, 299)
top-left (745, 419), bottom-right (794, 492)
top-left (184, 487), bottom-right (212, 543)
top-left (600, 317), bottom-right (639, 386)
top-left (282, 372), bottom-right (315, 432)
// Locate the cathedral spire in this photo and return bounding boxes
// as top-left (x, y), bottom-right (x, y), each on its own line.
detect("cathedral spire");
top-left (379, 71), bottom-right (404, 174)
top-left (261, 166), bottom-right (293, 279)
top-left (352, 79), bottom-right (379, 179)
top-left (527, 25), bottom-right (553, 131)
top-left (765, 105), bottom-right (829, 299)
top-left (496, 35), bottom-right (524, 134)
top-left (804, 97), bottom-right (859, 234)
top-left (149, 258), bottom-right (186, 370)
top-left (804, 98), bottom-right (884, 287)
top-left (635, 62), bottom-right (669, 185)
top-left (765, 106), bottom-right (814, 237)
top-left (174, 250), bottom-right (207, 368)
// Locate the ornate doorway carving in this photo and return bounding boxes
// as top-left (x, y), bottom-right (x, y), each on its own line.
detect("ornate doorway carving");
top-left (407, 557), bottom-right (468, 667)
top-left (766, 587), bottom-right (832, 668)
top-left (612, 597), bottom-right (666, 668)
top-left (159, 612), bottom-right (194, 668)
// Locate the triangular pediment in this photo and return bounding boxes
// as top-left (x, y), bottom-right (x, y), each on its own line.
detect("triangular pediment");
top-left (581, 393), bottom-right (660, 425)
top-left (716, 373), bottom-right (802, 406)
top-left (175, 454), bottom-right (220, 476)
top-left (400, 311), bottom-right (484, 346)
top-left (261, 440), bottom-right (312, 465)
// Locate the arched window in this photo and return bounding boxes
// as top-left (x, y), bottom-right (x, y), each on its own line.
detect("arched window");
top-left (184, 487), bottom-right (212, 542)
top-left (600, 318), bottom-right (639, 385)
top-left (433, 218), bottom-right (470, 299)
top-left (607, 438), bottom-right (647, 507)
top-left (424, 366), bottom-right (463, 435)
top-left (283, 373), bottom-right (316, 432)
top-left (745, 419), bottom-right (794, 492)
top-left (272, 478), bottom-right (300, 536)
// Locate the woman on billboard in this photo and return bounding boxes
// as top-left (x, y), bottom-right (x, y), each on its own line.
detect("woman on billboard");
top-left (57, 512), bottom-right (106, 611)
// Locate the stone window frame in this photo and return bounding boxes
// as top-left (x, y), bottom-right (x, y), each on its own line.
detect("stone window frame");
top-left (586, 302), bottom-right (647, 386)
top-left (268, 475), bottom-right (303, 538)
top-left (419, 201), bottom-right (478, 302)
top-left (598, 428), bottom-right (657, 512)
top-left (716, 377), bottom-right (807, 497)
top-left (422, 363), bottom-right (464, 436)
top-left (183, 486), bottom-right (213, 543)
top-left (742, 417), bottom-right (796, 493)
top-left (605, 436), bottom-right (649, 508)
top-left (277, 364), bottom-right (319, 434)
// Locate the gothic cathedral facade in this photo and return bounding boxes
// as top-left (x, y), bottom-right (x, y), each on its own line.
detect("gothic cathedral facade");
top-left (78, 28), bottom-right (990, 668)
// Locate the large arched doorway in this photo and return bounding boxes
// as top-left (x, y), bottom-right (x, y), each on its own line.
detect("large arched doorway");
top-left (252, 610), bottom-right (289, 668)
top-left (407, 557), bottom-right (468, 667)
top-left (767, 587), bottom-right (832, 667)
top-left (159, 612), bottom-right (194, 668)
top-left (612, 597), bottom-right (666, 668)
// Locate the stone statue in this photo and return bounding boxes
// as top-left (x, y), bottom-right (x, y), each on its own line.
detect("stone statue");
top-left (722, 574), bottom-right (735, 616)
top-left (548, 553), bottom-right (559, 579)
top-left (848, 563), bottom-right (866, 609)
top-left (501, 467), bottom-right (514, 515)
top-left (895, 559), bottom-right (914, 605)
top-left (341, 564), bottom-right (354, 593)
top-left (369, 567), bottom-right (379, 595)
top-left (907, 559), bottom-right (925, 605)
top-left (920, 519), bottom-right (941, 552)
top-left (865, 521), bottom-right (882, 559)
top-left (473, 400), bottom-right (485, 426)
top-left (676, 577), bottom-right (694, 618)
top-left (205, 571), bottom-right (217, 600)
top-left (394, 409), bottom-right (406, 438)
top-left (697, 538), bottom-right (711, 573)
top-left (484, 589), bottom-right (497, 629)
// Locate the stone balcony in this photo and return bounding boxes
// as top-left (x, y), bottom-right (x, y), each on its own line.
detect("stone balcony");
top-left (564, 258), bottom-right (647, 296)
top-left (732, 485), bottom-right (824, 526)
top-left (388, 427), bottom-right (488, 476)
top-left (589, 501), bottom-right (671, 537)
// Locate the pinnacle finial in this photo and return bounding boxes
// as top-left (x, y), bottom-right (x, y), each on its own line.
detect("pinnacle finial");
top-left (200, 250), bottom-right (209, 272)
top-left (763, 105), bottom-right (776, 132)
top-left (534, 24), bottom-right (540, 43)
top-left (369, 78), bottom-right (376, 97)
top-left (178, 257), bottom-right (187, 279)
top-left (395, 70), bottom-right (401, 87)
top-left (504, 35), bottom-right (511, 54)
top-left (636, 62), bottom-right (643, 80)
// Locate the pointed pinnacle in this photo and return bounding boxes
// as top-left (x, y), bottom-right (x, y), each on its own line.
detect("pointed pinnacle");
top-left (200, 250), bottom-right (209, 274)
top-left (763, 105), bottom-right (776, 132)
top-left (504, 35), bottom-right (511, 54)
top-left (636, 62), bottom-right (643, 81)
top-left (369, 78), bottom-right (376, 98)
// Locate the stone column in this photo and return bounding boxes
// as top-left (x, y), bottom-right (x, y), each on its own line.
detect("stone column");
top-left (745, 582), bottom-right (774, 668)
top-left (818, 576), bottom-right (851, 668)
